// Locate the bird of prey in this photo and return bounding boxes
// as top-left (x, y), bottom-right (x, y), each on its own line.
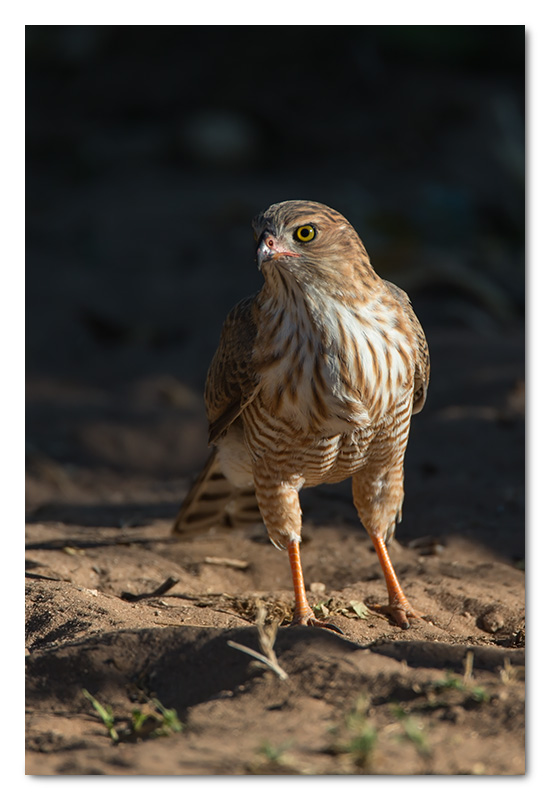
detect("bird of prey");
top-left (173, 200), bottom-right (429, 630)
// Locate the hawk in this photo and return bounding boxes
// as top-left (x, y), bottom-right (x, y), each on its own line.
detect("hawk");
top-left (173, 200), bottom-right (429, 630)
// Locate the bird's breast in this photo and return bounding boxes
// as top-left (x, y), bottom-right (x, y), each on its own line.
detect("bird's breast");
top-left (255, 295), bottom-right (415, 433)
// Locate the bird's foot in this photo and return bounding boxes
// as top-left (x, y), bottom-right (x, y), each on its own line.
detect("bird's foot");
top-left (291, 609), bottom-right (343, 634)
top-left (372, 600), bottom-right (423, 630)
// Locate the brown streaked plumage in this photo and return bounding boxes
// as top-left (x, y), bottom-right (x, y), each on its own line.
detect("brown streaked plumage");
top-left (173, 200), bottom-right (430, 630)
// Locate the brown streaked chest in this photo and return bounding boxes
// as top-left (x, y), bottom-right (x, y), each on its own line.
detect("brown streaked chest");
top-left (253, 288), bottom-right (416, 435)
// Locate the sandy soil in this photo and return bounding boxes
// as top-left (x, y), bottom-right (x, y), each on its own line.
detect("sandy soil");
top-left (25, 329), bottom-right (525, 775)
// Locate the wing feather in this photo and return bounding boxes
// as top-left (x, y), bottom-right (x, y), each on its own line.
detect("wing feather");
top-left (205, 296), bottom-right (260, 444)
top-left (383, 280), bottom-right (430, 414)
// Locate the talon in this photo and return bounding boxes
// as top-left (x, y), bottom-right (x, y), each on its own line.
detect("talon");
top-left (372, 601), bottom-right (423, 630)
top-left (314, 620), bottom-right (344, 634)
top-left (291, 611), bottom-right (343, 634)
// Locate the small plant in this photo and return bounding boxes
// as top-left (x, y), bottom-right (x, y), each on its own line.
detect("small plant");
top-left (258, 740), bottom-right (293, 765)
top-left (345, 724), bottom-right (378, 770)
top-left (130, 707), bottom-right (150, 734)
top-left (432, 651), bottom-right (490, 704)
top-left (433, 674), bottom-right (489, 704)
top-left (246, 739), bottom-right (301, 774)
top-left (150, 697), bottom-right (184, 735)
top-left (329, 694), bottom-right (378, 772)
top-left (391, 705), bottom-right (432, 759)
top-left (82, 689), bottom-right (119, 742)
top-left (499, 657), bottom-right (524, 685)
top-left (82, 689), bottom-right (183, 743)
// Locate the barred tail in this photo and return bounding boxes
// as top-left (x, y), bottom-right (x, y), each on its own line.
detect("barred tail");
top-left (172, 450), bottom-right (262, 534)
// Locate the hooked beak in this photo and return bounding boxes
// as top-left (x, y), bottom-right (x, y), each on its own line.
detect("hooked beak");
top-left (256, 234), bottom-right (299, 270)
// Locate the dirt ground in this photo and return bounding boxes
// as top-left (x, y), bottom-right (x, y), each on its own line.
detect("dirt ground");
top-left (25, 329), bottom-right (525, 776)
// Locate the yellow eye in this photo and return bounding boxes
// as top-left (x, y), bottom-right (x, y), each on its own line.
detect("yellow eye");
top-left (294, 224), bottom-right (316, 243)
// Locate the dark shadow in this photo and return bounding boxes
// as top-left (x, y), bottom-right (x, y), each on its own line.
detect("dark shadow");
top-left (26, 500), bottom-right (180, 528)
top-left (25, 624), bottom-right (523, 718)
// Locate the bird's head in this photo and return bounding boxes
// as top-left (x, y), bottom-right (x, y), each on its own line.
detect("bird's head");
top-left (252, 200), bottom-right (377, 297)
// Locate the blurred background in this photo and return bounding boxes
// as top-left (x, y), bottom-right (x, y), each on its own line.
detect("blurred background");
top-left (25, 25), bottom-right (525, 556)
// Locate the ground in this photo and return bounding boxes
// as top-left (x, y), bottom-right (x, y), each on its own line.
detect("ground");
top-left (25, 329), bottom-right (525, 776)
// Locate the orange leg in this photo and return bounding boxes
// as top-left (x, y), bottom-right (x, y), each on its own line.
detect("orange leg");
top-left (287, 540), bottom-right (341, 632)
top-left (370, 534), bottom-right (420, 629)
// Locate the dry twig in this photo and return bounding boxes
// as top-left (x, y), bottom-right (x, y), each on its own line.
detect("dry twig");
top-left (228, 602), bottom-right (288, 680)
